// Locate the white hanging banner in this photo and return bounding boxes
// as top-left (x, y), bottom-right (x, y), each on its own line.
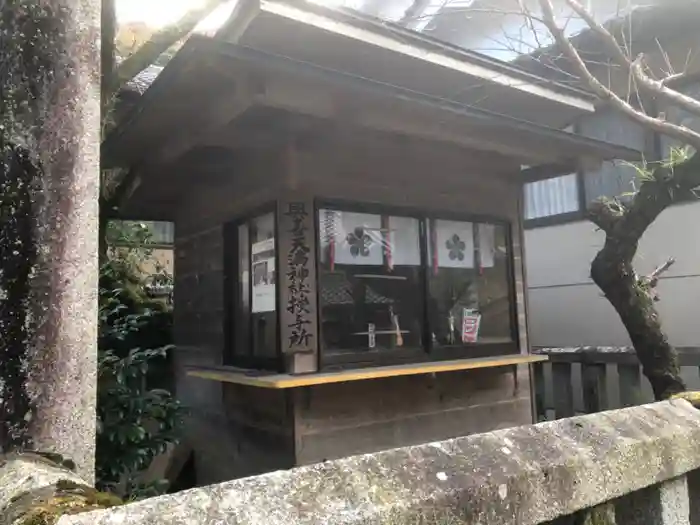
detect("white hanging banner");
top-left (476, 223), bottom-right (496, 269)
top-left (320, 211), bottom-right (420, 267)
top-left (387, 215), bottom-right (421, 266)
top-left (434, 219), bottom-right (475, 268)
top-left (331, 211), bottom-right (383, 266)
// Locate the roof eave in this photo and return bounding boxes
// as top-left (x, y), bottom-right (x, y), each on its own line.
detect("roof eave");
top-left (205, 38), bottom-right (640, 163)
top-left (103, 36), bottom-right (640, 174)
top-left (214, 0), bottom-right (596, 112)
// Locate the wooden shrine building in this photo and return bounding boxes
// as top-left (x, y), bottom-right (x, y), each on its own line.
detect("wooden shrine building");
top-left (104, 0), bottom-right (639, 484)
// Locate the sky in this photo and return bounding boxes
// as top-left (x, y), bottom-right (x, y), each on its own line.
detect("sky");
top-left (117, 0), bottom-right (205, 27)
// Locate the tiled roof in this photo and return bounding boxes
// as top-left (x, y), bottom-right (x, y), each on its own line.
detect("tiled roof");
top-left (124, 64), bottom-right (164, 95)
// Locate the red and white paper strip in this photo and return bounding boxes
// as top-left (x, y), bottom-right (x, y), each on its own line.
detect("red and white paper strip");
top-left (461, 309), bottom-right (481, 343)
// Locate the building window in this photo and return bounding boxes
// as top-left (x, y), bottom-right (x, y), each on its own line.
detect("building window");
top-left (578, 111), bottom-right (646, 204)
top-left (318, 209), bottom-right (424, 355)
top-left (524, 110), bottom-right (649, 225)
top-left (427, 219), bottom-right (513, 347)
top-left (250, 213), bottom-right (277, 359)
top-left (317, 204), bottom-right (517, 364)
top-left (224, 209), bottom-right (279, 369)
top-left (524, 174), bottom-right (579, 220)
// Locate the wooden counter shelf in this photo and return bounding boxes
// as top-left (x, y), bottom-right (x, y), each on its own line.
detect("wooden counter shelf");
top-left (186, 354), bottom-right (548, 389)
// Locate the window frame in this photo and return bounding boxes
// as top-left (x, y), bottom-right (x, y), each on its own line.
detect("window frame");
top-left (523, 173), bottom-right (586, 227)
top-left (523, 120), bottom-right (587, 228)
top-left (223, 203), bottom-right (283, 372)
top-left (524, 104), bottom-right (665, 229)
top-left (315, 198), bottom-right (520, 371)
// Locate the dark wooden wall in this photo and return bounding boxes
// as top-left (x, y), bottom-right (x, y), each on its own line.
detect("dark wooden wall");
top-left (172, 147), bottom-right (292, 483)
top-left (293, 366), bottom-right (531, 465)
top-left (286, 129), bottom-right (533, 465)
top-left (171, 125), bottom-right (534, 484)
top-left (293, 127), bottom-right (521, 221)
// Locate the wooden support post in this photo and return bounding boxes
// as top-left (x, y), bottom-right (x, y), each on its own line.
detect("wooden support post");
top-left (552, 362), bottom-right (574, 419)
top-left (278, 195), bottom-right (319, 375)
top-left (618, 364), bottom-right (642, 408)
top-left (582, 363), bottom-right (608, 414)
top-left (532, 362), bottom-right (547, 422)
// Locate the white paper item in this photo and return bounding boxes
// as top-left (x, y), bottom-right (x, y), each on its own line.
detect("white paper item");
top-left (319, 210), bottom-right (383, 266)
top-left (252, 238), bottom-right (274, 256)
top-left (252, 262), bottom-right (275, 312)
top-left (319, 210), bottom-right (421, 267)
top-left (387, 216), bottom-right (421, 266)
top-left (476, 223), bottom-right (495, 269)
top-left (432, 221), bottom-right (497, 269)
top-left (434, 219), bottom-right (475, 268)
top-left (251, 237), bottom-right (276, 313)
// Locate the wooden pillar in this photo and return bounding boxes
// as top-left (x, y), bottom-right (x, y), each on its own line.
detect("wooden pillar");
top-left (618, 364), bottom-right (642, 407)
top-left (552, 362), bottom-right (575, 419)
top-left (278, 195), bottom-right (319, 374)
top-left (582, 363), bottom-right (608, 414)
top-left (532, 362), bottom-right (547, 422)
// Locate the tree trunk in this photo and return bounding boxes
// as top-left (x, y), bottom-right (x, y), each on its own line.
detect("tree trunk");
top-left (591, 237), bottom-right (685, 400)
top-left (0, 0), bottom-right (100, 482)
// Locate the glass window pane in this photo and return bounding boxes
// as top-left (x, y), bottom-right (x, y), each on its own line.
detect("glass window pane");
top-left (427, 219), bottom-right (513, 347)
top-left (235, 223), bottom-right (250, 357)
top-left (250, 213), bottom-right (277, 358)
top-left (524, 174), bottom-right (579, 220)
top-left (318, 208), bottom-right (423, 354)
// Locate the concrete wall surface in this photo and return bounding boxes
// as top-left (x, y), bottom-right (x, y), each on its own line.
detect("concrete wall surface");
top-left (525, 200), bottom-right (700, 347)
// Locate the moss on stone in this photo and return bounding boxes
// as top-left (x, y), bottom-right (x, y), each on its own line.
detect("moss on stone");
top-left (576, 503), bottom-right (616, 525)
top-left (8, 481), bottom-right (123, 525)
top-left (671, 391), bottom-right (700, 408)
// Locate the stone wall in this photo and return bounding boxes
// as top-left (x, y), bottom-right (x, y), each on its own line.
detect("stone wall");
top-left (54, 399), bottom-right (700, 525)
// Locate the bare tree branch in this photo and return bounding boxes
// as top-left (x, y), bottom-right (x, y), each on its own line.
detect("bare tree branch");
top-left (661, 48), bottom-right (695, 86)
top-left (646, 257), bottom-right (676, 288)
top-left (524, 0), bottom-right (700, 398)
top-left (631, 56), bottom-right (700, 119)
top-left (563, 0), bottom-right (700, 120)
top-left (661, 71), bottom-right (690, 87)
top-left (538, 0), bottom-right (700, 151)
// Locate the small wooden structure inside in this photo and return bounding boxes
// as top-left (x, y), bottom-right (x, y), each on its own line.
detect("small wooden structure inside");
top-left (105, 1), bottom-right (638, 484)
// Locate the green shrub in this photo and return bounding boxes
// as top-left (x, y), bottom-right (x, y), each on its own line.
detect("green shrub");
top-left (96, 222), bottom-right (184, 499)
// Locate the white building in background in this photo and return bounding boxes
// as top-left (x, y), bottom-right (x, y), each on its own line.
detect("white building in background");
top-left (522, 5), bottom-right (700, 348)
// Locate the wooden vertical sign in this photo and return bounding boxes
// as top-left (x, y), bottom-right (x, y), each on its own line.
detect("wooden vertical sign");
top-left (278, 196), bottom-right (319, 374)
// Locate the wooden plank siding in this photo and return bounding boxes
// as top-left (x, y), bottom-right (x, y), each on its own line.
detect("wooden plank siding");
top-left (172, 147), bottom-right (294, 483)
top-left (292, 366), bottom-right (532, 465)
